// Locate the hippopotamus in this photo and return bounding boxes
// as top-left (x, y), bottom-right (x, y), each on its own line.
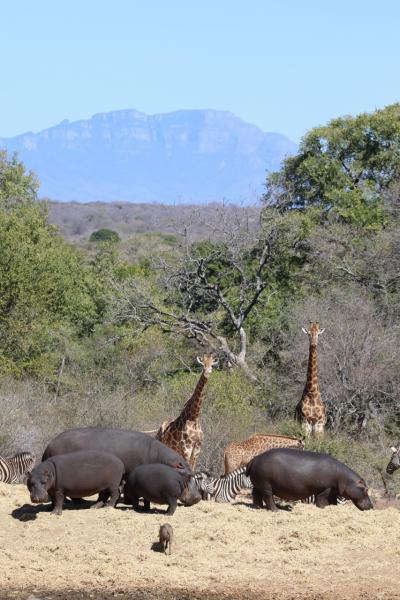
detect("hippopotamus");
top-left (246, 448), bottom-right (373, 511)
top-left (43, 427), bottom-right (191, 477)
top-left (27, 450), bottom-right (124, 515)
top-left (123, 463), bottom-right (201, 515)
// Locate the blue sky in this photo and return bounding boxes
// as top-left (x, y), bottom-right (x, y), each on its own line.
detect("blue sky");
top-left (1, 0), bottom-right (399, 141)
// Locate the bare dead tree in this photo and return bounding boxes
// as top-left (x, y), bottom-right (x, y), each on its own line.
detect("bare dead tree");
top-left (108, 205), bottom-right (304, 381)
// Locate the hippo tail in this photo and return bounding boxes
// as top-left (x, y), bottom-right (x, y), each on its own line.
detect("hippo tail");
top-left (245, 458), bottom-right (254, 478)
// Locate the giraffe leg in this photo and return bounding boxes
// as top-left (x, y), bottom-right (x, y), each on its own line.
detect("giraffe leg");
top-left (189, 443), bottom-right (201, 471)
top-left (314, 421), bottom-right (325, 437)
top-left (302, 420), bottom-right (313, 436)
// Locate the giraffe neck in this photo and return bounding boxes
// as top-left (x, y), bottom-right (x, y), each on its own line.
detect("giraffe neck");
top-left (179, 372), bottom-right (209, 423)
top-left (305, 342), bottom-right (319, 393)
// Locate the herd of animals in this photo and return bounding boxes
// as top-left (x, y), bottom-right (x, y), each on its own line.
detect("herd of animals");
top-left (0, 323), bottom-right (399, 530)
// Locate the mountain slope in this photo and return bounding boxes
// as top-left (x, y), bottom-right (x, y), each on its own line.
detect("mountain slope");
top-left (0, 109), bottom-right (296, 203)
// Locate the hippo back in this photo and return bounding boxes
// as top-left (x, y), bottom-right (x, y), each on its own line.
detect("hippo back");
top-left (42, 427), bottom-right (191, 476)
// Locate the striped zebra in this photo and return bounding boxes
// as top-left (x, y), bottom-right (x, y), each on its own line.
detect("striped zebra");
top-left (301, 495), bottom-right (347, 506)
top-left (194, 467), bottom-right (252, 502)
top-left (0, 451), bottom-right (36, 484)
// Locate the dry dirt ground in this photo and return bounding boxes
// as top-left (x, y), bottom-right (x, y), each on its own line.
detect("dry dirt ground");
top-left (0, 483), bottom-right (399, 600)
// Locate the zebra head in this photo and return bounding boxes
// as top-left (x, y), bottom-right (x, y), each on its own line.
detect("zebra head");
top-left (386, 444), bottom-right (400, 475)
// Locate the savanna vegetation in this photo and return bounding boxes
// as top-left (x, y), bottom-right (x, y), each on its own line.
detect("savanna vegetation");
top-left (0, 104), bottom-right (399, 494)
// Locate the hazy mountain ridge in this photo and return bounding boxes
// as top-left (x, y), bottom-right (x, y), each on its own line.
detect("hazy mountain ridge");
top-left (0, 109), bottom-right (296, 203)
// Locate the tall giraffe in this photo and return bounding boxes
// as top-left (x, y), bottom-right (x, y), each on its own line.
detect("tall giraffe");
top-left (156, 355), bottom-right (218, 470)
top-left (295, 323), bottom-right (326, 436)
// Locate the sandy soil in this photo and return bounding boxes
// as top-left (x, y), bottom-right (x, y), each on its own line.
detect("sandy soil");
top-left (0, 483), bottom-right (399, 600)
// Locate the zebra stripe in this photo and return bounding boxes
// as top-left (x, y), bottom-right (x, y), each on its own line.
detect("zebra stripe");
top-left (194, 467), bottom-right (252, 502)
top-left (0, 452), bottom-right (35, 484)
top-left (301, 495), bottom-right (347, 506)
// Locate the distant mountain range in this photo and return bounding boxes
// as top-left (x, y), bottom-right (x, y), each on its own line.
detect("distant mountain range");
top-left (0, 109), bottom-right (296, 204)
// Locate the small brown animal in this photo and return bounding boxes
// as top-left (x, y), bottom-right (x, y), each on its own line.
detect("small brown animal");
top-left (159, 523), bottom-right (174, 555)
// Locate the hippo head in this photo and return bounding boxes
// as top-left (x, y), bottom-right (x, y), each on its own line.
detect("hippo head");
top-left (179, 476), bottom-right (201, 507)
top-left (27, 466), bottom-right (53, 504)
top-left (302, 323), bottom-right (325, 346)
top-left (386, 445), bottom-right (400, 475)
top-left (344, 478), bottom-right (373, 511)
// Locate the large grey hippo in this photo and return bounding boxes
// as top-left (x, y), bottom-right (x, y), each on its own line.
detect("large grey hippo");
top-left (246, 448), bottom-right (373, 511)
top-left (28, 450), bottom-right (124, 515)
top-left (42, 427), bottom-right (197, 505)
top-left (43, 427), bottom-right (191, 476)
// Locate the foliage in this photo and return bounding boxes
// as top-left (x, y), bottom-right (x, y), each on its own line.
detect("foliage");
top-left (264, 103), bottom-right (400, 228)
top-left (89, 228), bottom-right (121, 243)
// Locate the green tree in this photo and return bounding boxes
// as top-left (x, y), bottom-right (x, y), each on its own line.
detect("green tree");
top-left (0, 153), bottom-right (100, 375)
top-left (0, 150), bottom-right (39, 208)
top-left (264, 103), bottom-right (400, 228)
top-left (89, 228), bottom-right (121, 243)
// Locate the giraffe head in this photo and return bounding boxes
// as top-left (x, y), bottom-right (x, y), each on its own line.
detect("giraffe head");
top-left (302, 322), bottom-right (325, 345)
top-left (197, 354), bottom-right (218, 377)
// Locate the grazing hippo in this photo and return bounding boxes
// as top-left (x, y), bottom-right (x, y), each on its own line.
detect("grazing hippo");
top-left (27, 450), bottom-right (124, 515)
top-left (386, 444), bottom-right (400, 475)
top-left (246, 448), bottom-right (373, 512)
top-left (43, 427), bottom-right (191, 478)
top-left (124, 463), bottom-right (200, 515)
top-left (159, 523), bottom-right (174, 555)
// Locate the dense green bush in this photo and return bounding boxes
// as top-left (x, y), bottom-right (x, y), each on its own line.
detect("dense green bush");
top-left (89, 228), bottom-right (121, 243)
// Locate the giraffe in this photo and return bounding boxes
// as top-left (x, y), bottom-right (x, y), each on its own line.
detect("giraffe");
top-left (156, 355), bottom-right (218, 470)
top-left (223, 433), bottom-right (304, 474)
top-left (295, 322), bottom-right (326, 437)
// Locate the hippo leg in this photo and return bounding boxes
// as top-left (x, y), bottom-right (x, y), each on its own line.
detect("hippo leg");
top-left (90, 490), bottom-right (110, 509)
top-left (105, 485), bottom-right (120, 508)
top-left (262, 491), bottom-right (279, 512)
top-left (315, 488), bottom-right (337, 508)
top-left (50, 490), bottom-right (64, 516)
top-left (165, 497), bottom-right (178, 516)
top-left (252, 489), bottom-right (264, 508)
top-left (131, 496), bottom-right (140, 511)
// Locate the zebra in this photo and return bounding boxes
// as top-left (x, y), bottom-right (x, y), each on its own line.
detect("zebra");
top-left (301, 494), bottom-right (347, 506)
top-left (193, 467), bottom-right (252, 502)
top-left (386, 444), bottom-right (400, 475)
top-left (0, 451), bottom-right (36, 484)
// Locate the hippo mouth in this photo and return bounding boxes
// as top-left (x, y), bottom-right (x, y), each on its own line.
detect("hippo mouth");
top-left (30, 494), bottom-right (49, 504)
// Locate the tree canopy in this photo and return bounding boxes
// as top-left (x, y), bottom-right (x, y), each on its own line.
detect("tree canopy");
top-left (264, 103), bottom-right (400, 227)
